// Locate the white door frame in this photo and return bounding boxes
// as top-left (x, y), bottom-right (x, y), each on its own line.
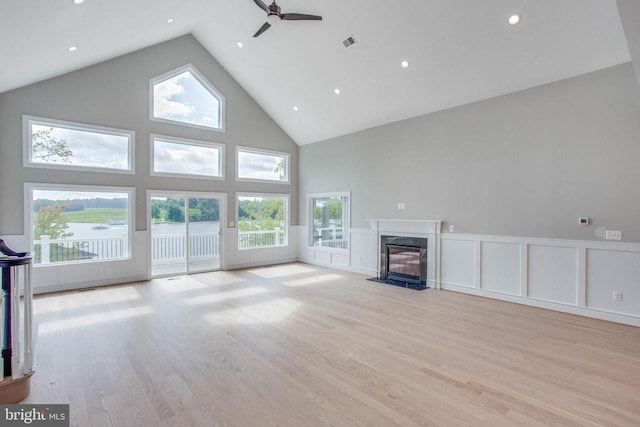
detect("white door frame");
top-left (147, 190), bottom-right (227, 277)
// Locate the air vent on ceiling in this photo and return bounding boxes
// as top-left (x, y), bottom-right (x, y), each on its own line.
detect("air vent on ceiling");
top-left (342, 36), bottom-right (357, 48)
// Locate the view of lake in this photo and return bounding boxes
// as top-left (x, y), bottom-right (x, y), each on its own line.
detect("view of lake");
top-left (65, 221), bottom-right (221, 238)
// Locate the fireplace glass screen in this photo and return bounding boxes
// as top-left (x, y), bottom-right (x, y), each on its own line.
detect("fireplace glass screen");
top-left (387, 245), bottom-right (421, 278)
top-left (378, 235), bottom-right (428, 289)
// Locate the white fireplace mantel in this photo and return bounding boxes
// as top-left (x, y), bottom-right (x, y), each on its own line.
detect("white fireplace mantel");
top-left (367, 219), bottom-right (443, 288)
top-left (367, 219), bottom-right (442, 236)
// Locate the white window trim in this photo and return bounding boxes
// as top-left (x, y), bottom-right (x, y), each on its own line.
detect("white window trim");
top-left (236, 192), bottom-right (290, 250)
top-left (150, 134), bottom-right (225, 180)
top-left (236, 146), bottom-right (290, 184)
top-left (308, 191), bottom-right (351, 252)
top-left (25, 182), bottom-right (136, 266)
top-left (149, 63), bottom-right (226, 132)
top-left (22, 115), bottom-right (135, 174)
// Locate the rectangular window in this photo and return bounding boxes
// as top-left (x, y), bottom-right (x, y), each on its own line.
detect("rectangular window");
top-left (23, 116), bottom-right (134, 173)
top-left (237, 193), bottom-right (289, 249)
top-left (28, 184), bottom-right (134, 265)
top-left (236, 147), bottom-right (289, 183)
top-left (309, 192), bottom-right (350, 250)
top-left (151, 135), bottom-right (224, 179)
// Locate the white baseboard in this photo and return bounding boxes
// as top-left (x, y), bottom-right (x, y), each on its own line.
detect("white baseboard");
top-left (225, 257), bottom-right (299, 271)
top-left (33, 275), bottom-right (149, 295)
top-left (299, 257), bottom-right (376, 277)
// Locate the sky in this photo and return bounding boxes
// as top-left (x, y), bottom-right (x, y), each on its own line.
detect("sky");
top-left (153, 70), bottom-right (220, 129)
top-left (31, 124), bottom-right (130, 170)
top-left (238, 151), bottom-right (284, 181)
top-left (154, 138), bottom-right (220, 177)
top-left (33, 189), bottom-right (128, 201)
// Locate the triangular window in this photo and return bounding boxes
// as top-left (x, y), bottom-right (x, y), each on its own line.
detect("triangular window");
top-left (151, 64), bottom-right (225, 131)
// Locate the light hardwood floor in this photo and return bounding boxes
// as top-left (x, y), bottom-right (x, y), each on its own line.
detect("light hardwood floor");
top-left (25, 263), bottom-right (640, 426)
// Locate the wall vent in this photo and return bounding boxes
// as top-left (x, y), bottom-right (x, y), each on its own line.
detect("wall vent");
top-left (342, 36), bottom-right (357, 48)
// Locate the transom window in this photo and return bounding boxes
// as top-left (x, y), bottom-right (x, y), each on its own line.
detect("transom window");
top-left (27, 184), bottom-right (134, 266)
top-left (309, 192), bottom-right (350, 250)
top-left (23, 116), bottom-right (134, 173)
top-left (237, 193), bottom-right (289, 250)
top-left (151, 64), bottom-right (225, 131)
top-left (236, 147), bottom-right (289, 183)
top-left (151, 135), bottom-right (224, 179)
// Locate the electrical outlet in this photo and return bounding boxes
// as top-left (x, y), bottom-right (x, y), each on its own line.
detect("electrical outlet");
top-left (605, 230), bottom-right (622, 240)
top-left (449, 224), bottom-right (455, 232)
top-left (397, 202), bottom-right (406, 210)
top-left (612, 291), bottom-right (623, 302)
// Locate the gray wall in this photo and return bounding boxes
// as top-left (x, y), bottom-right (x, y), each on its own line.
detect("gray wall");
top-left (0, 35), bottom-right (298, 234)
top-left (618, 0), bottom-right (640, 89)
top-left (299, 63), bottom-right (640, 242)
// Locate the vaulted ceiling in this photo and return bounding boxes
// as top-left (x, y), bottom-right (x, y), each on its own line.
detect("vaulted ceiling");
top-left (0, 0), bottom-right (631, 145)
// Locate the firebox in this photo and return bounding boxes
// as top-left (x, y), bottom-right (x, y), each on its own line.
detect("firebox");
top-left (378, 235), bottom-right (428, 289)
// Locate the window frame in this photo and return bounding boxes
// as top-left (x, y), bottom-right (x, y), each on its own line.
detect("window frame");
top-left (149, 63), bottom-right (226, 132)
top-left (308, 191), bottom-right (351, 252)
top-left (25, 182), bottom-right (135, 267)
top-left (236, 192), bottom-right (290, 250)
top-left (150, 134), bottom-right (225, 180)
top-left (22, 115), bottom-right (135, 174)
top-left (235, 146), bottom-right (290, 184)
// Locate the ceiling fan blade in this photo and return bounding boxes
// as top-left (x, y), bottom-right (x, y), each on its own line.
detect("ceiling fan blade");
top-left (281, 13), bottom-right (322, 21)
top-left (253, 22), bottom-right (272, 37)
top-left (253, 0), bottom-right (269, 14)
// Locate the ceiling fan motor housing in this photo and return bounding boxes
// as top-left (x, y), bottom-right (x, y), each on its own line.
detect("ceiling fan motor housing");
top-left (268, 2), bottom-right (281, 17)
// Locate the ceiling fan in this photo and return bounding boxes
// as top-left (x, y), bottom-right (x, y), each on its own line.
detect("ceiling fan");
top-left (252, 0), bottom-right (322, 38)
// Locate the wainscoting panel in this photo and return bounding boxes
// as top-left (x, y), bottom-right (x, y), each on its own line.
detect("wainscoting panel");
top-left (350, 228), bottom-right (377, 274)
top-left (440, 234), bottom-right (640, 326)
top-left (528, 244), bottom-right (578, 305)
top-left (298, 226), bottom-right (376, 275)
top-left (480, 241), bottom-right (521, 295)
top-left (587, 248), bottom-right (640, 317)
top-left (440, 238), bottom-right (475, 288)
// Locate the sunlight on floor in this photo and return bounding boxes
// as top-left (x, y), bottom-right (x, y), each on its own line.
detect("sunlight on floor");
top-left (155, 276), bottom-right (209, 292)
top-left (283, 273), bottom-right (344, 287)
top-left (183, 287), bottom-right (268, 305)
top-left (247, 264), bottom-right (318, 278)
top-left (35, 286), bottom-right (142, 315)
top-left (203, 298), bottom-right (301, 325)
top-left (39, 305), bottom-right (154, 334)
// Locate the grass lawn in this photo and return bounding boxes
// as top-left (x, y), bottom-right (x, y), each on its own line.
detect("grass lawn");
top-left (64, 208), bottom-right (128, 223)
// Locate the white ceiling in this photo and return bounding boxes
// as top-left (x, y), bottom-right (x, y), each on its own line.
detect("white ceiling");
top-left (0, 0), bottom-right (631, 145)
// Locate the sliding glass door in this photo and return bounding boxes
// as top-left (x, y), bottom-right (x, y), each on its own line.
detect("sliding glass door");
top-left (149, 192), bottom-right (225, 277)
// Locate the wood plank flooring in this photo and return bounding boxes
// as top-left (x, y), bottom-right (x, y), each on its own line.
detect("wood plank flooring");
top-left (24, 263), bottom-right (640, 426)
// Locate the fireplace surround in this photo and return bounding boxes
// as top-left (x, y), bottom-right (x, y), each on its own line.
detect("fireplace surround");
top-left (378, 235), bottom-right (428, 289)
top-left (367, 219), bottom-right (442, 290)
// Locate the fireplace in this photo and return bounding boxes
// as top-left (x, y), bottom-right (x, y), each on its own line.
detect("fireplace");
top-left (378, 235), bottom-right (428, 289)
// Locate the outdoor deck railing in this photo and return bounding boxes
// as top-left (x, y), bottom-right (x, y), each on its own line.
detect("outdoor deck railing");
top-left (33, 229), bottom-right (294, 265)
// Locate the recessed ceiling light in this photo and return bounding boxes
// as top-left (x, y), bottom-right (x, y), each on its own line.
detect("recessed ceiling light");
top-left (334, 88), bottom-right (341, 95)
top-left (293, 106), bottom-right (299, 111)
top-left (508, 14), bottom-right (521, 26)
top-left (68, 46), bottom-right (78, 52)
top-left (73, 0), bottom-right (85, 4)
top-left (237, 42), bottom-right (244, 48)
top-left (167, 18), bottom-right (174, 24)
top-left (401, 60), bottom-right (409, 69)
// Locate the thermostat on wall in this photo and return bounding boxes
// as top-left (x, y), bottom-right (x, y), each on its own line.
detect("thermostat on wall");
top-left (578, 217), bottom-right (590, 225)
